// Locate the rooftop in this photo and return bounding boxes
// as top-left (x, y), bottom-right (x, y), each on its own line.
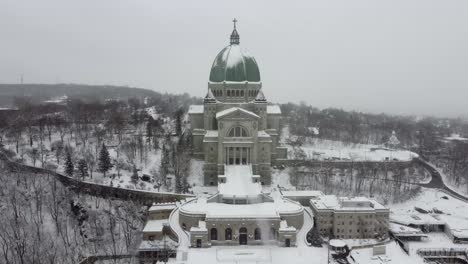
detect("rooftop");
top-left (148, 203), bottom-right (177, 212)
top-left (216, 107), bottom-right (259, 119)
top-left (191, 220), bottom-right (207, 232)
top-left (282, 190), bottom-right (324, 198)
top-left (188, 105), bottom-right (204, 114)
top-left (142, 219), bottom-right (169, 233)
top-left (311, 195), bottom-right (387, 211)
top-left (267, 105), bottom-right (281, 114)
top-left (279, 220), bottom-right (296, 232)
top-left (209, 44), bottom-right (261, 83)
top-left (181, 197), bottom-right (303, 219)
top-left (390, 213), bottom-right (445, 226)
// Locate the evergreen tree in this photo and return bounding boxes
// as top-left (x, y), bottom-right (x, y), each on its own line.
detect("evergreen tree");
top-left (131, 164), bottom-right (139, 184)
top-left (175, 108), bottom-right (183, 136)
top-left (160, 144), bottom-right (169, 185)
top-left (77, 159), bottom-right (89, 179)
top-left (146, 121), bottom-right (153, 145)
top-left (98, 143), bottom-right (113, 177)
top-left (65, 151), bottom-right (74, 176)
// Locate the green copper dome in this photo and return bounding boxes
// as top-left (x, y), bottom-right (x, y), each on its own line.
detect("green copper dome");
top-left (209, 44), bottom-right (261, 82)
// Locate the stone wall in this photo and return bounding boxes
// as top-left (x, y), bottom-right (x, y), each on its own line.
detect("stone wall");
top-left (274, 158), bottom-right (415, 169)
top-left (0, 151), bottom-right (194, 206)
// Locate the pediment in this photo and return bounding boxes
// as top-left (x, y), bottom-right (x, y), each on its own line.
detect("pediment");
top-left (216, 107), bottom-right (259, 120)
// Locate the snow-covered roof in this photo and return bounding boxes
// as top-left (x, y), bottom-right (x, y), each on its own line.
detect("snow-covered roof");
top-left (389, 223), bottom-right (425, 236)
top-left (390, 213), bottom-right (445, 226)
top-left (267, 105), bottom-right (281, 114)
top-left (190, 221), bottom-right (207, 232)
top-left (282, 190), bottom-right (324, 198)
top-left (439, 214), bottom-right (468, 238)
top-left (188, 105), bottom-right (204, 114)
top-left (142, 219), bottom-right (168, 233)
top-left (444, 134), bottom-right (468, 141)
top-left (307, 127), bottom-right (320, 135)
top-left (139, 236), bottom-right (178, 251)
top-left (279, 220), bottom-right (296, 232)
top-left (310, 195), bottom-right (387, 211)
top-left (205, 130), bottom-right (219, 138)
top-left (218, 165), bottom-right (261, 198)
top-left (149, 203), bottom-right (177, 212)
top-left (181, 197), bottom-right (303, 219)
top-left (216, 107), bottom-right (259, 119)
top-left (257, 130), bottom-right (271, 138)
top-left (255, 90), bottom-right (266, 101)
top-left (329, 239), bottom-right (347, 248)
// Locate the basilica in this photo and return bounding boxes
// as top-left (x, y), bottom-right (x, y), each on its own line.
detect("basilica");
top-left (180, 21), bottom-right (302, 248)
top-left (188, 19), bottom-right (287, 186)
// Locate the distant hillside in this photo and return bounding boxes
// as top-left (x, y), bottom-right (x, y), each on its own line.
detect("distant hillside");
top-left (0, 83), bottom-right (165, 106)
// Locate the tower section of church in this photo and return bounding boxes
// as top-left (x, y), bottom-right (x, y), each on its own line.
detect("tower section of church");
top-left (189, 20), bottom-right (287, 185)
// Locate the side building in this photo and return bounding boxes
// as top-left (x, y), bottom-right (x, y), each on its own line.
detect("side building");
top-left (138, 203), bottom-right (178, 263)
top-left (310, 195), bottom-right (389, 239)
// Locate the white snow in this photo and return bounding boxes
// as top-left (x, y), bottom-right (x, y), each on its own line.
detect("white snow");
top-left (216, 107), bottom-right (259, 119)
top-left (148, 203), bottom-right (177, 212)
top-left (279, 220), bottom-right (296, 232)
top-left (266, 105), bottom-right (281, 114)
top-left (188, 105), bottom-right (204, 114)
top-left (329, 239), bottom-right (346, 248)
top-left (390, 188), bottom-right (468, 243)
top-left (293, 138), bottom-right (418, 162)
top-left (218, 165), bottom-right (262, 197)
top-left (180, 198), bottom-right (303, 218)
top-left (204, 130), bottom-right (218, 138)
top-left (281, 190), bottom-right (324, 198)
top-left (145, 106), bottom-right (160, 120)
top-left (444, 133), bottom-right (468, 141)
top-left (185, 246), bottom-right (328, 264)
top-left (311, 195), bottom-right (387, 211)
top-left (142, 219), bottom-right (168, 233)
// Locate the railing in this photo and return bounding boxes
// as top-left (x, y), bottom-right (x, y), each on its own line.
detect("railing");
top-left (417, 248), bottom-right (468, 257)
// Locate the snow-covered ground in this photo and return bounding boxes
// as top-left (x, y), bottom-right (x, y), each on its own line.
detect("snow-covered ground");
top-left (390, 188), bottom-right (468, 242)
top-left (186, 246), bottom-right (328, 264)
top-left (187, 159), bottom-right (217, 197)
top-left (293, 138), bottom-right (418, 162)
top-left (351, 242), bottom-right (424, 264)
top-left (281, 126), bottom-right (418, 162)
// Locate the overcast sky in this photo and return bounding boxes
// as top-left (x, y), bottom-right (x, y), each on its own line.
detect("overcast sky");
top-left (1, 0), bottom-right (467, 117)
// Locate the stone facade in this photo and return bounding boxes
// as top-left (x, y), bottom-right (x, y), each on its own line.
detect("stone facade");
top-left (189, 24), bottom-right (286, 186)
top-left (310, 196), bottom-right (389, 239)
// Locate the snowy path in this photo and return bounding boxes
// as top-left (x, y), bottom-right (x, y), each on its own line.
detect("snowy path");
top-left (297, 207), bottom-right (314, 247)
top-left (169, 202), bottom-right (191, 262)
top-left (417, 158), bottom-right (468, 202)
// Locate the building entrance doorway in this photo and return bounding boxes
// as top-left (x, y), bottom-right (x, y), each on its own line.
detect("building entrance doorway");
top-left (285, 239), bottom-right (291, 247)
top-left (196, 239), bottom-right (202, 248)
top-left (239, 227), bottom-right (248, 245)
top-left (225, 147), bottom-right (250, 165)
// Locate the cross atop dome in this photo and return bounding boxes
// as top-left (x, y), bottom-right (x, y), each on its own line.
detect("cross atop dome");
top-left (230, 18), bottom-right (240, 45)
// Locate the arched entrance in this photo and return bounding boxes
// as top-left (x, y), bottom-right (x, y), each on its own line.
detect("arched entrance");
top-left (239, 227), bottom-right (248, 245)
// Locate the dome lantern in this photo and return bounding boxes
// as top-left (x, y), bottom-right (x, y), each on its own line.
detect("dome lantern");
top-left (209, 19), bottom-right (260, 83)
top-left (230, 18), bottom-right (240, 45)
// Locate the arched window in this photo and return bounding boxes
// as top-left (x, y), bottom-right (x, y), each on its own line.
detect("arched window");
top-left (210, 228), bottom-right (218, 240)
top-left (225, 228), bottom-right (232, 240)
top-left (240, 90), bottom-right (244, 97)
top-left (227, 126), bottom-right (248, 137)
top-left (270, 228), bottom-right (277, 240)
top-left (227, 90), bottom-right (231, 96)
top-left (254, 228), bottom-right (261, 240)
